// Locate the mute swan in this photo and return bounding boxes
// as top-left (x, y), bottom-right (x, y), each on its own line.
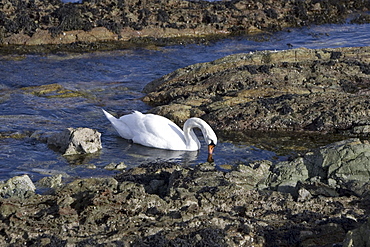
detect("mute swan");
top-left (102, 109), bottom-right (217, 154)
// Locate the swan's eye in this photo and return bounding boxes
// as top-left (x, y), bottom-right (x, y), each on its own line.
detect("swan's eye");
top-left (209, 140), bottom-right (216, 146)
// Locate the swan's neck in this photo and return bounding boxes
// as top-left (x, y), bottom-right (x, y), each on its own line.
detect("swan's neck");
top-left (183, 118), bottom-right (209, 150)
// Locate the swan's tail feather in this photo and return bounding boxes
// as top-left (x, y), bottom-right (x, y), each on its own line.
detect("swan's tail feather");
top-left (102, 109), bottom-right (133, 139)
top-left (102, 109), bottom-right (120, 131)
top-left (102, 109), bottom-right (117, 123)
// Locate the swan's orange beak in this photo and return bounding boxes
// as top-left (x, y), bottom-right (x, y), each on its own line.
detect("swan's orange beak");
top-left (208, 143), bottom-right (216, 154)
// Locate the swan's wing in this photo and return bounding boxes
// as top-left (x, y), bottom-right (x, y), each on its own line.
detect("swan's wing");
top-left (103, 110), bottom-right (187, 150)
top-left (132, 113), bottom-right (187, 150)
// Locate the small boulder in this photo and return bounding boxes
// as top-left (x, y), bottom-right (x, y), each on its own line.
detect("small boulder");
top-left (264, 157), bottom-right (309, 196)
top-left (0, 175), bottom-right (36, 198)
top-left (227, 160), bottom-right (272, 190)
top-left (104, 162), bottom-right (127, 171)
top-left (37, 174), bottom-right (63, 189)
top-left (308, 138), bottom-right (370, 196)
top-left (48, 127), bottom-right (102, 155)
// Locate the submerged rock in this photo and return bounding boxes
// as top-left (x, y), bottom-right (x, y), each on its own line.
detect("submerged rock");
top-left (47, 127), bottom-right (102, 155)
top-left (104, 162), bottom-right (127, 171)
top-left (21, 83), bottom-right (85, 98)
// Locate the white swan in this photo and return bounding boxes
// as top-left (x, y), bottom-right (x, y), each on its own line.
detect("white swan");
top-left (102, 109), bottom-right (217, 154)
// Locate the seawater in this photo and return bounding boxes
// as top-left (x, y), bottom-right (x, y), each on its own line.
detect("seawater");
top-left (1, 23), bottom-right (369, 182)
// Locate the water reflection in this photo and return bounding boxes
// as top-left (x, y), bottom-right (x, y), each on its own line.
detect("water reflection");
top-left (207, 154), bottom-right (214, 163)
top-left (116, 140), bottom-right (200, 165)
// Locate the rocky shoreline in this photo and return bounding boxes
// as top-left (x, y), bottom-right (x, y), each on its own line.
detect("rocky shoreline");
top-left (0, 138), bottom-right (370, 246)
top-left (144, 46), bottom-right (370, 136)
top-left (1, 39), bottom-right (370, 247)
top-left (1, 41), bottom-right (370, 247)
top-left (1, 0), bottom-right (370, 246)
top-left (0, 50), bottom-right (370, 246)
top-left (0, 0), bottom-right (369, 53)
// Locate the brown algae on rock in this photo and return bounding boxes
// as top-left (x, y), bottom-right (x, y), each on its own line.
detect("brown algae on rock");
top-left (21, 83), bottom-right (86, 98)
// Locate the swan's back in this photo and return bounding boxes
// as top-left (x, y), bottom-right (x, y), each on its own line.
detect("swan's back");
top-left (134, 112), bottom-right (186, 149)
top-left (103, 110), bottom-right (187, 150)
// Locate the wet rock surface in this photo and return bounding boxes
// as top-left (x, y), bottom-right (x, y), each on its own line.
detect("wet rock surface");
top-left (1, 139), bottom-right (370, 246)
top-left (0, 0), bottom-right (369, 52)
top-left (144, 46), bottom-right (370, 134)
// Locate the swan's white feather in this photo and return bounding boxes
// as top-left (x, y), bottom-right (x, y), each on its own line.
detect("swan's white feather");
top-left (102, 109), bottom-right (134, 140)
top-left (102, 109), bottom-right (217, 151)
top-left (131, 111), bottom-right (186, 150)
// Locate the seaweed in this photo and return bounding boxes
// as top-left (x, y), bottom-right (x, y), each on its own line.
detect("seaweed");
top-left (96, 19), bottom-right (122, 34)
top-left (49, 3), bottom-right (87, 36)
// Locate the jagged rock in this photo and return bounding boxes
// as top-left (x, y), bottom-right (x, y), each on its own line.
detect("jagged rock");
top-left (264, 138), bottom-right (370, 197)
top-left (104, 162), bottom-right (127, 171)
top-left (297, 180), bottom-right (339, 198)
top-left (0, 175), bottom-right (35, 198)
top-left (144, 47), bottom-right (370, 134)
top-left (47, 127), bottom-right (102, 155)
top-left (300, 223), bottom-right (347, 247)
top-left (0, 160), bottom-right (367, 246)
top-left (297, 187), bottom-right (312, 202)
top-left (265, 157), bottom-right (309, 196)
top-left (352, 125), bottom-right (370, 135)
top-left (0, 0), bottom-right (369, 49)
top-left (305, 138), bottom-right (370, 196)
top-left (37, 174), bottom-right (63, 189)
top-left (227, 160), bottom-right (272, 190)
top-left (343, 218), bottom-right (370, 247)
top-left (59, 177), bottom-right (119, 195)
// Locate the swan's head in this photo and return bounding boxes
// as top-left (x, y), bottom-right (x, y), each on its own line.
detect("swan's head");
top-left (207, 139), bottom-right (216, 155)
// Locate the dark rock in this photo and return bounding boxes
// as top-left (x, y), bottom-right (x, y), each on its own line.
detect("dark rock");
top-left (343, 217), bottom-right (370, 247)
top-left (0, 157), bottom-right (368, 246)
top-left (143, 47), bottom-right (370, 134)
top-left (0, 0), bottom-right (369, 48)
top-left (350, 13), bottom-right (370, 24)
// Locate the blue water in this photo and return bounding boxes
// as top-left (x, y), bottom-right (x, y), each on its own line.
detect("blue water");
top-left (1, 23), bottom-right (369, 182)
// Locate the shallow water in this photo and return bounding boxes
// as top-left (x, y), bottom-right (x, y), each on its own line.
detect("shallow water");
top-left (1, 23), bottom-right (369, 182)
